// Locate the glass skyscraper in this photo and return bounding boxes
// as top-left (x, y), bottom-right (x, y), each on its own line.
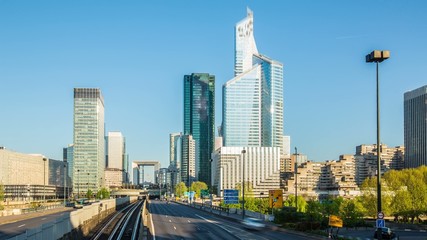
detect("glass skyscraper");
top-left (404, 85), bottom-right (427, 168)
top-left (183, 73), bottom-right (215, 186)
top-left (73, 88), bottom-right (105, 197)
top-left (223, 9), bottom-right (284, 150)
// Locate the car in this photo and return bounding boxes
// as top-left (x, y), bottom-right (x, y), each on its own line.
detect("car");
top-left (241, 217), bottom-right (266, 231)
top-left (373, 227), bottom-right (398, 240)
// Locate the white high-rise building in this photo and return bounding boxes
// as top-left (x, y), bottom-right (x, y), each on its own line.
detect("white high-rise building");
top-left (211, 146), bottom-right (281, 196)
top-left (234, 7), bottom-right (258, 76)
top-left (106, 132), bottom-right (125, 169)
top-left (73, 88), bottom-right (105, 196)
top-left (223, 8), bottom-right (284, 150)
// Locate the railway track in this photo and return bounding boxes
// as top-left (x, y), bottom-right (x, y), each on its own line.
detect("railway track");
top-left (90, 200), bottom-right (143, 240)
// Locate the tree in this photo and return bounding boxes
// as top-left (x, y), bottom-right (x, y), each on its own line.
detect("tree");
top-left (0, 182), bottom-right (4, 202)
top-left (284, 194), bottom-right (307, 212)
top-left (96, 187), bottom-right (110, 199)
top-left (0, 182), bottom-right (4, 210)
top-left (175, 182), bottom-right (187, 198)
top-left (191, 181), bottom-right (208, 198)
top-left (340, 199), bottom-right (364, 228)
top-left (86, 189), bottom-right (93, 199)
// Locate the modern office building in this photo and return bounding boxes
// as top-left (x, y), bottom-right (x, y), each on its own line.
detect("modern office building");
top-left (73, 88), bottom-right (105, 197)
top-left (180, 134), bottom-right (196, 186)
top-left (169, 132), bottom-right (182, 169)
top-left (106, 132), bottom-right (125, 169)
top-left (404, 85), bottom-right (427, 168)
top-left (223, 9), bottom-right (284, 150)
top-left (211, 146), bottom-right (281, 197)
top-left (0, 148), bottom-right (70, 201)
top-left (105, 131), bottom-right (127, 185)
top-left (183, 73), bottom-right (215, 185)
top-left (63, 144), bottom-right (74, 184)
top-left (104, 168), bottom-right (123, 189)
top-left (169, 132), bottom-right (182, 189)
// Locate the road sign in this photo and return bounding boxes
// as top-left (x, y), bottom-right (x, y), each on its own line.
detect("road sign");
top-left (377, 212), bottom-right (384, 219)
top-left (224, 189), bottom-right (239, 204)
top-left (329, 215), bottom-right (343, 228)
top-left (269, 189), bottom-right (283, 208)
top-left (201, 189), bottom-right (209, 198)
top-left (376, 219), bottom-right (385, 228)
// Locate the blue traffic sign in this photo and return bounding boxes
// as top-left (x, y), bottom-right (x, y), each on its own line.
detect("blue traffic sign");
top-left (376, 219), bottom-right (385, 228)
top-left (224, 189), bottom-right (239, 204)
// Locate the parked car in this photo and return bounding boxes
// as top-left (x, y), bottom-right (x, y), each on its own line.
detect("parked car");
top-left (373, 227), bottom-right (398, 239)
top-left (241, 217), bottom-right (266, 231)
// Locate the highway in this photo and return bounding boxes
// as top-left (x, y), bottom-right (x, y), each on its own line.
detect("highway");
top-left (0, 208), bottom-right (74, 240)
top-left (149, 200), bottom-right (316, 240)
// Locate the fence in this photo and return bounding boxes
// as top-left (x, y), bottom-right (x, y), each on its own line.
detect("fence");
top-left (6, 197), bottom-right (137, 240)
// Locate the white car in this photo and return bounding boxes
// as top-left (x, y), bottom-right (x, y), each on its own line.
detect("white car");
top-left (242, 218), bottom-right (266, 230)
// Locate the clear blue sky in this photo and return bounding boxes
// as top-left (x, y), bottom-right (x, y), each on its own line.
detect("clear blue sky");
top-left (1, 1), bottom-right (426, 169)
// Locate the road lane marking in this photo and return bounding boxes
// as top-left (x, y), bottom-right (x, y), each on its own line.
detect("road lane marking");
top-left (173, 226), bottom-right (176, 230)
top-left (169, 219), bottom-right (172, 222)
top-left (18, 224), bottom-right (25, 228)
top-left (42, 218), bottom-right (47, 220)
top-left (187, 220), bottom-right (191, 223)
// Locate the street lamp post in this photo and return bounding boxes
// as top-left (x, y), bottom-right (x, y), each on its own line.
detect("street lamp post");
top-left (43, 157), bottom-right (47, 204)
top-left (366, 50), bottom-right (390, 240)
top-left (241, 149), bottom-right (246, 220)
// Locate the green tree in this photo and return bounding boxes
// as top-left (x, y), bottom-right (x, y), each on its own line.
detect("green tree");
top-left (0, 181), bottom-right (4, 202)
top-left (175, 182), bottom-right (187, 198)
top-left (359, 177), bottom-right (378, 218)
top-left (340, 199), bottom-right (364, 228)
top-left (96, 187), bottom-right (110, 199)
top-left (284, 194), bottom-right (307, 212)
top-left (0, 182), bottom-right (4, 210)
top-left (86, 189), bottom-right (93, 199)
top-left (191, 181), bottom-right (208, 198)
top-left (306, 200), bottom-right (323, 222)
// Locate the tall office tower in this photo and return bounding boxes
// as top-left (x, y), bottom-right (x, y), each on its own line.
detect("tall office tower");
top-left (223, 9), bottom-right (284, 150)
top-left (180, 134), bottom-right (196, 187)
top-left (105, 131), bottom-right (126, 185)
top-left (63, 144), bottom-right (74, 184)
top-left (234, 7), bottom-right (258, 76)
top-left (132, 162), bottom-right (140, 185)
top-left (404, 85), bottom-right (427, 168)
top-left (169, 132), bottom-right (182, 168)
top-left (73, 88), bottom-right (105, 197)
top-left (282, 136), bottom-right (291, 158)
top-left (106, 132), bottom-right (125, 169)
top-left (170, 132), bottom-right (182, 188)
top-left (183, 73), bottom-right (215, 185)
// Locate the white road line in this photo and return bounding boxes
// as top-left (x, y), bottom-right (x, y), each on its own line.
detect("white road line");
top-left (150, 213), bottom-right (156, 240)
top-left (18, 224), bottom-right (25, 228)
top-left (173, 226), bottom-right (176, 230)
top-left (187, 220), bottom-right (191, 223)
top-left (41, 218), bottom-right (47, 220)
top-left (169, 219), bottom-right (172, 222)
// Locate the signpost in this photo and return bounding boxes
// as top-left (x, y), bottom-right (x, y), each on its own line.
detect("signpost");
top-left (201, 189), bottom-right (209, 199)
top-left (377, 212), bottom-right (384, 219)
top-left (328, 215), bottom-right (343, 228)
top-left (224, 189), bottom-right (238, 204)
top-left (269, 189), bottom-right (283, 209)
top-left (376, 219), bottom-right (385, 228)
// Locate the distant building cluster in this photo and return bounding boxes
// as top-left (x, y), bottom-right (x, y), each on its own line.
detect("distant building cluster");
top-left (281, 144), bottom-right (405, 199)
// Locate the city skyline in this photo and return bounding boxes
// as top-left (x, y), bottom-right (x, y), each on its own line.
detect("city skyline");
top-left (1, 1), bottom-right (427, 168)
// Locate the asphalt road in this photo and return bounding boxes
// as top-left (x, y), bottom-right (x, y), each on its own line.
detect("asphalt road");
top-left (0, 208), bottom-right (74, 240)
top-left (149, 200), bottom-right (317, 240)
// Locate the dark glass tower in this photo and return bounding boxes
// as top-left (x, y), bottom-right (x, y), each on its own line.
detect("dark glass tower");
top-left (404, 85), bottom-right (427, 168)
top-left (184, 73), bottom-right (215, 186)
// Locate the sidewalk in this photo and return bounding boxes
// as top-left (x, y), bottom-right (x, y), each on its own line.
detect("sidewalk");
top-left (0, 206), bottom-right (72, 225)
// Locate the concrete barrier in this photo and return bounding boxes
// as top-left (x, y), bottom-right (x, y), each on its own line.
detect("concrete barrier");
top-left (7, 197), bottom-right (137, 240)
